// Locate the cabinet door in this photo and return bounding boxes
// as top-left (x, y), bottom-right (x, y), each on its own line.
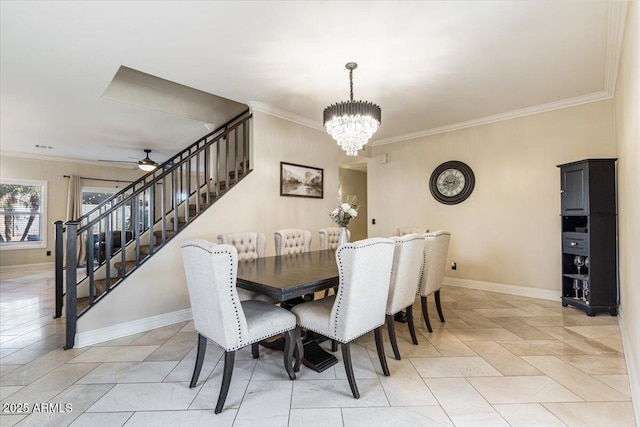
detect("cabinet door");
top-left (561, 163), bottom-right (589, 215)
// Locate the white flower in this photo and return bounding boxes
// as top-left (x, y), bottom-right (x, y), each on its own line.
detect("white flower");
top-left (329, 195), bottom-right (360, 227)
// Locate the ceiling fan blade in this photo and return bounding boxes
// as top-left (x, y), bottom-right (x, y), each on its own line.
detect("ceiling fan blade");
top-left (98, 159), bottom-right (138, 164)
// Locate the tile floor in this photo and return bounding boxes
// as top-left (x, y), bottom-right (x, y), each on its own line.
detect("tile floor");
top-left (0, 266), bottom-right (636, 426)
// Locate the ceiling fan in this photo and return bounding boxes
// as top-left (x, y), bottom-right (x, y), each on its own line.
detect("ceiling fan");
top-left (98, 149), bottom-right (159, 171)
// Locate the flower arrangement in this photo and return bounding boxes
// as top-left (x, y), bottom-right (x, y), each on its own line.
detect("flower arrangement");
top-left (329, 195), bottom-right (359, 227)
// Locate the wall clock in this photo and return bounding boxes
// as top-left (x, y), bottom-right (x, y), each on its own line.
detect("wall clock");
top-left (429, 161), bottom-right (475, 205)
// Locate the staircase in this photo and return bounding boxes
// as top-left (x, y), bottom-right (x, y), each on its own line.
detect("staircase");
top-left (54, 110), bottom-right (252, 349)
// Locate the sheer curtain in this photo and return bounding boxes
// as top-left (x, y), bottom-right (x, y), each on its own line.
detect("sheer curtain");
top-left (66, 175), bottom-right (85, 264)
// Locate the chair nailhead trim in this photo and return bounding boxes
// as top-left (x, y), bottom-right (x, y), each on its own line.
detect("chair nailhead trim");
top-left (207, 325), bottom-right (296, 352)
top-left (182, 243), bottom-right (244, 344)
top-left (333, 240), bottom-right (395, 338)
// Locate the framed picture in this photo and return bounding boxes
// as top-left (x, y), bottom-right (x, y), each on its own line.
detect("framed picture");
top-left (280, 162), bottom-right (324, 198)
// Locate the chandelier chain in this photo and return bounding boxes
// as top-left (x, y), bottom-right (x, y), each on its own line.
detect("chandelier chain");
top-left (349, 68), bottom-right (354, 101)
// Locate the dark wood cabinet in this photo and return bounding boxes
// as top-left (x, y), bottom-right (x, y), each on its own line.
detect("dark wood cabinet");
top-left (558, 159), bottom-right (617, 316)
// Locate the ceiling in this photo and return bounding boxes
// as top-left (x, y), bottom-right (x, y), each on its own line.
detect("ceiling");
top-left (0, 1), bottom-right (627, 166)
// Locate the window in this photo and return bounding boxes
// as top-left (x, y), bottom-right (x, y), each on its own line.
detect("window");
top-left (0, 179), bottom-right (47, 250)
top-left (82, 186), bottom-right (150, 233)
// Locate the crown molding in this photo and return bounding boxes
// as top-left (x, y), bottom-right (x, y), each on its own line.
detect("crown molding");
top-left (0, 150), bottom-right (135, 168)
top-left (604, 0), bottom-right (629, 95)
top-left (250, 0), bottom-right (628, 150)
top-left (251, 88), bottom-right (614, 149)
top-left (371, 90), bottom-right (612, 147)
top-left (247, 101), bottom-right (324, 131)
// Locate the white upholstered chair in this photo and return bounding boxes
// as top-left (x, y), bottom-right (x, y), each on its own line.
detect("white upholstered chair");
top-left (181, 240), bottom-right (301, 414)
top-left (217, 231), bottom-right (273, 305)
top-left (291, 238), bottom-right (395, 399)
top-left (419, 230), bottom-right (451, 332)
top-left (318, 227), bottom-right (351, 250)
top-left (274, 229), bottom-right (312, 255)
top-left (217, 231), bottom-right (265, 260)
top-left (385, 234), bottom-right (426, 360)
top-left (319, 227), bottom-right (352, 299)
top-left (394, 227), bottom-right (428, 236)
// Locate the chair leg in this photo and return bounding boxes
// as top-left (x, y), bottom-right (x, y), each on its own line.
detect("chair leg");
top-left (341, 342), bottom-right (360, 399)
top-left (374, 326), bottom-right (390, 377)
top-left (215, 351), bottom-right (235, 414)
top-left (386, 314), bottom-right (401, 360)
top-left (331, 340), bottom-right (338, 352)
top-left (251, 343), bottom-right (260, 359)
top-left (406, 305), bottom-right (419, 345)
top-left (283, 329), bottom-right (296, 380)
top-left (293, 326), bottom-right (303, 373)
top-left (435, 289), bottom-right (445, 323)
top-left (190, 334), bottom-right (207, 388)
top-left (421, 296), bottom-right (433, 333)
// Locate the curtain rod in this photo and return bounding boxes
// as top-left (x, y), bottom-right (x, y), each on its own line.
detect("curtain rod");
top-left (63, 175), bottom-right (132, 183)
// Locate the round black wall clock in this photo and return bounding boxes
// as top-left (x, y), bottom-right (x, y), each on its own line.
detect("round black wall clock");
top-left (429, 161), bottom-right (475, 205)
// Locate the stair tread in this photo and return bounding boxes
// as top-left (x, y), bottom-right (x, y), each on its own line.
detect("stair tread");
top-left (153, 229), bottom-right (177, 237)
top-left (94, 277), bottom-right (119, 294)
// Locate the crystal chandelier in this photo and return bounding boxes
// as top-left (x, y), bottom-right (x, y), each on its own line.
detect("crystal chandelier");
top-left (323, 62), bottom-right (381, 156)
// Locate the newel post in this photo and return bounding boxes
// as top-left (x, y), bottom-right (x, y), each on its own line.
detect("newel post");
top-left (63, 221), bottom-right (79, 350)
top-left (53, 221), bottom-right (64, 319)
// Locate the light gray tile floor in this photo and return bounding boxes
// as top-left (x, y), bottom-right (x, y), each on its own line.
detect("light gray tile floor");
top-left (0, 266), bottom-right (636, 426)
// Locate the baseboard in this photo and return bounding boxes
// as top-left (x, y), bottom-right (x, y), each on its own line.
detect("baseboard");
top-left (443, 277), bottom-right (562, 301)
top-left (0, 262), bottom-right (54, 272)
top-left (74, 308), bottom-right (193, 348)
top-left (617, 306), bottom-right (640, 424)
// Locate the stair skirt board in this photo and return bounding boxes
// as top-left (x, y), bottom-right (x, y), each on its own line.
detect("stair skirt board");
top-left (74, 308), bottom-right (193, 348)
top-left (443, 277), bottom-right (561, 302)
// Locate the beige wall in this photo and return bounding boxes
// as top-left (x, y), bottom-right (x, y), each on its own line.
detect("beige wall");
top-left (338, 168), bottom-right (368, 241)
top-left (77, 111), bottom-right (342, 333)
top-left (615, 1), bottom-right (639, 418)
top-left (369, 100), bottom-right (616, 293)
top-left (0, 155), bottom-right (145, 267)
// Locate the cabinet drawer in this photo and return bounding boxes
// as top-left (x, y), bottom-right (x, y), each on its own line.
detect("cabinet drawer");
top-left (563, 232), bottom-right (589, 255)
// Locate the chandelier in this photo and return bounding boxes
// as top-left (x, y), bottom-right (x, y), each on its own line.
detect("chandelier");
top-left (323, 62), bottom-right (381, 156)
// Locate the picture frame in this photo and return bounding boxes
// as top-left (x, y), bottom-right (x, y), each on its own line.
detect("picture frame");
top-left (280, 161), bottom-right (324, 199)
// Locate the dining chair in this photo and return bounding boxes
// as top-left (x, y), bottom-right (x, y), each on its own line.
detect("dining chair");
top-left (318, 227), bottom-right (351, 250)
top-left (393, 227), bottom-right (428, 236)
top-left (217, 231), bottom-right (274, 304)
top-left (419, 230), bottom-right (451, 332)
top-left (386, 234), bottom-right (426, 360)
top-left (319, 227), bottom-right (351, 300)
top-left (274, 229), bottom-right (312, 255)
top-left (291, 237), bottom-right (395, 399)
top-left (181, 240), bottom-right (302, 414)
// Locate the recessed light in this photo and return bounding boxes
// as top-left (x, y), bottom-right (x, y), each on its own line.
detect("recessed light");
top-left (35, 144), bottom-right (53, 149)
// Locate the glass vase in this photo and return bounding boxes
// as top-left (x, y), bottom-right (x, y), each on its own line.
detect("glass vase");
top-left (338, 226), bottom-right (349, 246)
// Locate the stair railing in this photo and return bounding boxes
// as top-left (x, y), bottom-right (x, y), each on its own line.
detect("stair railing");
top-left (55, 110), bottom-right (252, 349)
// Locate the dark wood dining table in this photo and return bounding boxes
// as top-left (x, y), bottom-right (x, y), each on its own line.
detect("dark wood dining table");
top-left (236, 249), bottom-right (339, 301)
top-left (236, 249), bottom-right (340, 372)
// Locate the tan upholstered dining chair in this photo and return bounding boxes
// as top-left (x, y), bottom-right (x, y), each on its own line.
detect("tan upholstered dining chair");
top-left (217, 231), bottom-right (265, 261)
top-left (291, 238), bottom-right (395, 399)
top-left (318, 227), bottom-right (351, 250)
top-left (274, 229), bottom-right (312, 255)
top-left (393, 227), bottom-right (428, 236)
top-left (419, 230), bottom-right (451, 332)
top-left (385, 234), bottom-right (426, 360)
top-left (181, 240), bottom-right (301, 414)
top-left (217, 231), bottom-right (273, 304)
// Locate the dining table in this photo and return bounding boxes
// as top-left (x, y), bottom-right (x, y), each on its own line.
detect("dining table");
top-left (236, 249), bottom-right (340, 372)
